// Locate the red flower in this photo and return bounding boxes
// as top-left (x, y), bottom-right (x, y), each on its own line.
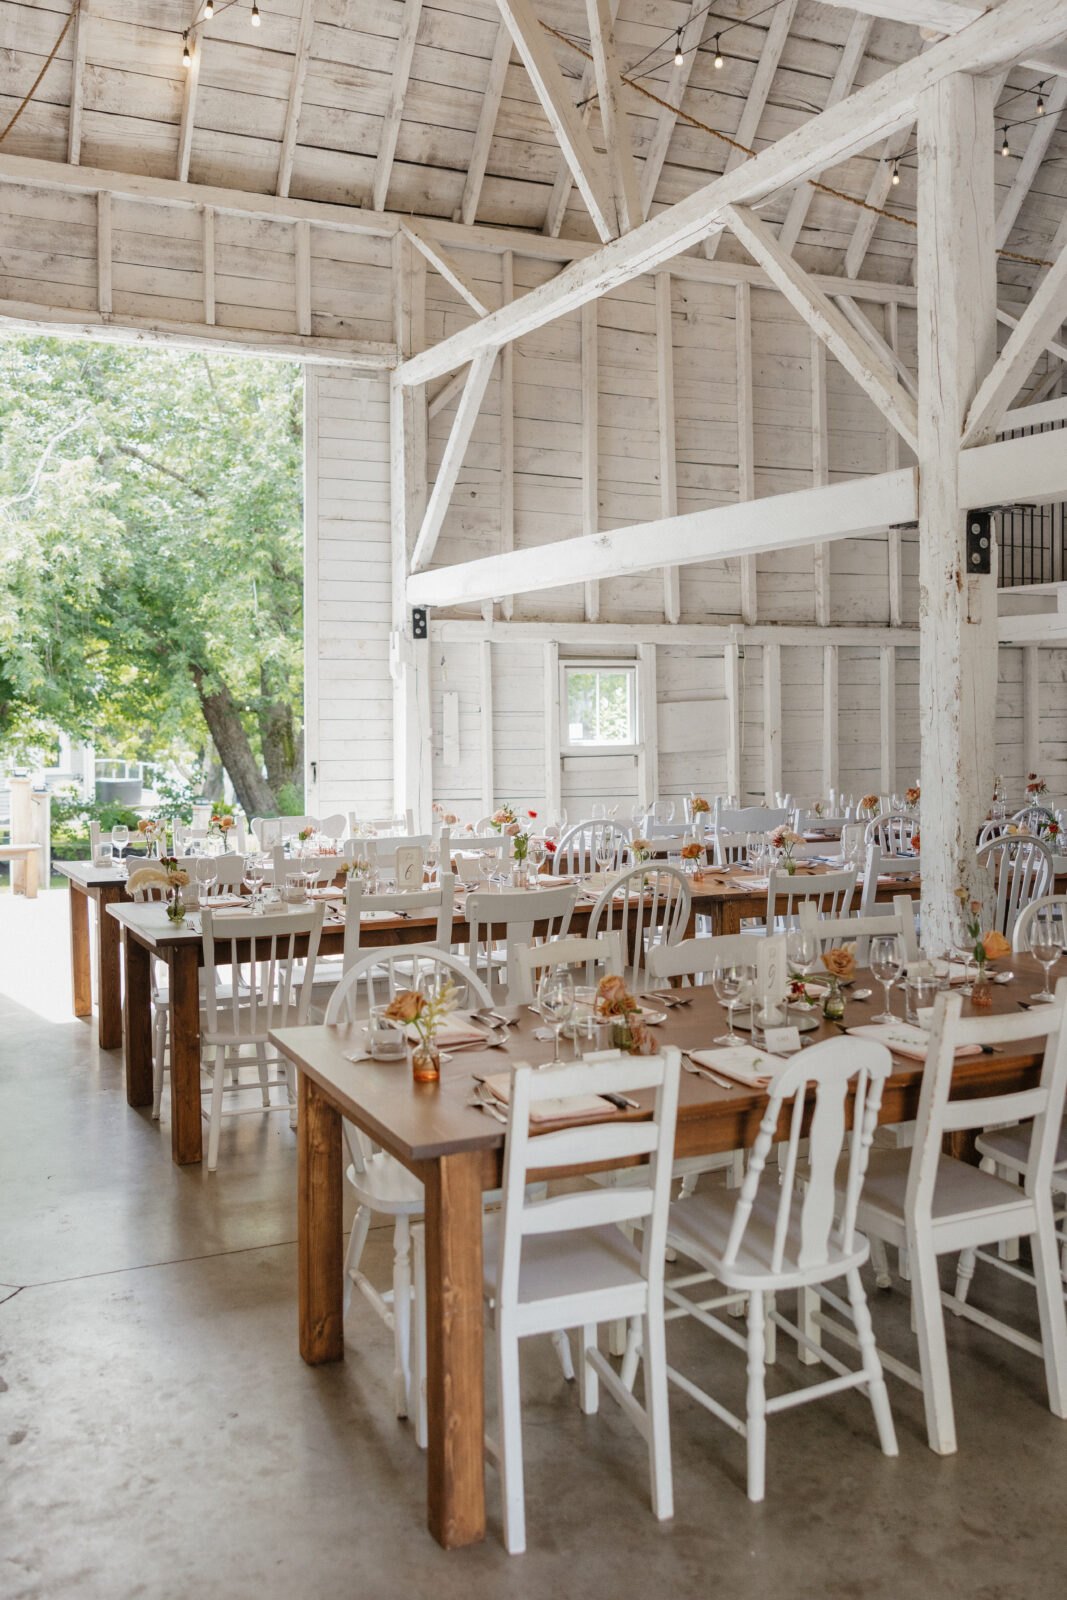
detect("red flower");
top-left (528, 810), bottom-right (537, 818)
top-left (544, 840), bottom-right (557, 853)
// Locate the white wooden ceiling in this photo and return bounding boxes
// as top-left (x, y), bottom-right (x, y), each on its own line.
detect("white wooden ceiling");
top-left (1, 0), bottom-right (1065, 303)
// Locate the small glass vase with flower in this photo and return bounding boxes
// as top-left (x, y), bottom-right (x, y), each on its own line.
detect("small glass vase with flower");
top-left (954, 888), bottom-right (1011, 1007)
top-left (383, 977), bottom-right (459, 1083)
top-left (769, 824), bottom-right (803, 876)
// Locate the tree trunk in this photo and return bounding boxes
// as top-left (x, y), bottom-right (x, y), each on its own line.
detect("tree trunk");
top-left (258, 664), bottom-right (304, 800)
top-left (191, 666), bottom-right (276, 817)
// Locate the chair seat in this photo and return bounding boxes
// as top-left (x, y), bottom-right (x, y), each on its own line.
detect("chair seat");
top-left (976, 1122), bottom-right (1067, 1187)
top-left (482, 1214), bottom-right (643, 1308)
top-left (348, 1153), bottom-right (425, 1215)
top-left (667, 1186), bottom-right (868, 1291)
top-left (846, 1148), bottom-right (1037, 1246)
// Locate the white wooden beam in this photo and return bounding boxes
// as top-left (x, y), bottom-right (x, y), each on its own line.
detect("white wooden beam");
top-left (879, 643), bottom-right (896, 793)
top-left (67, 0), bottom-right (89, 167)
top-left (811, 0), bottom-right (1067, 79)
top-left (542, 0), bottom-right (620, 238)
top-left (885, 303), bottom-right (903, 628)
top-left (1015, 364), bottom-right (1064, 411)
top-left (639, 0), bottom-right (708, 222)
top-left (763, 642), bottom-right (782, 805)
top-left (402, 221), bottom-right (491, 317)
top-left (655, 271), bottom-right (680, 623)
top-left (96, 190), bottom-right (111, 316)
top-left (736, 281), bottom-right (757, 625)
top-left (997, 306), bottom-right (1067, 366)
top-left (543, 641), bottom-right (562, 815)
top-left (494, 0), bottom-right (616, 242)
top-left (410, 348), bottom-right (496, 573)
top-left (434, 618), bottom-right (918, 647)
top-left (844, 126), bottom-right (914, 281)
top-left (1023, 644), bottom-right (1041, 774)
top-left (963, 242), bottom-right (1067, 445)
top-left (1000, 391), bottom-right (1067, 431)
top-left (277, 0), bottom-right (317, 199)
top-left (585, 0), bottom-right (640, 235)
top-left (822, 643), bottom-right (839, 795)
top-left (995, 77), bottom-right (1067, 252)
top-left (202, 205), bottom-right (215, 327)
top-left (479, 640), bottom-right (495, 815)
top-left (295, 219), bottom-right (311, 336)
top-left (777, 16), bottom-right (875, 257)
top-left (706, 0), bottom-right (797, 260)
top-left (408, 468), bottom-right (918, 608)
top-left (960, 421), bottom-right (1067, 506)
top-left (835, 294), bottom-right (919, 401)
top-left (724, 639), bottom-right (742, 802)
top-left (428, 368), bottom-right (469, 418)
top-left (636, 643), bottom-right (658, 808)
top-left (371, 0), bottom-right (424, 214)
top-left (582, 298), bottom-right (600, 622)
top-left (725, 202), bottom-right (921, 452)
top-left (460, 23), bottom-right (512, 227)
top-left (176, 29), bottom-right (202, 184)
top-left (811, 332), bottom-right (830, 626)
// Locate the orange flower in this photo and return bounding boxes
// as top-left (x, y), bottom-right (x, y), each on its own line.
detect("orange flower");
top-left (911, 832), bottom-right (920, 851)
top-left (384, 990), bottom-right (423, 1025)
top-left (596, 974), bottom-right (637, 1016)
top-left (981, 930), bottom-right (1011, 962)
top-left (822, 945), bottom-right (856, 980)
top-left (859, 794), bottom-right (879, 813)
top-left (905, 786), bottom-right (920, 805)
top-left (681, 842), bottom-right (703, 860)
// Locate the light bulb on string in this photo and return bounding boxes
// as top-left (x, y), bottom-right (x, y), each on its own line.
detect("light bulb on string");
top-left (890, 158), bottom-right (900, 186)
top-left (204, 0), bottom-right (213, 15)
top-left (713, 35), bottom-right (723, 68)
top-left (251, 1), bottom-right (261, 24)
top-left (1001, 126), bottom-right (1010, 157)
top-left (182, 32), bottom-right (191, 65)
top-left (674, 30), bottom-right (684, 66)
top-left (1037, 87), bottom-right (1045, 114)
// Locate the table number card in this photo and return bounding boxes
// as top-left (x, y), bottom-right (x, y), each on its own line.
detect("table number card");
top-left (757, 933), bottom-right (788, 1028)
top-left (394, 845), bottom-right (424, 890)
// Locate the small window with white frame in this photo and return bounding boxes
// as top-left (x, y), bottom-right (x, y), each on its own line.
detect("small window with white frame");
top-left (561, 662), bottom-right (638, 751)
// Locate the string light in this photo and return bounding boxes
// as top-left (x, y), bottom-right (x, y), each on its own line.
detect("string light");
top-left (1001, 126), bottom-right (1011, 157)
top-left (713, 35), bottom-right (723, 68)
top-left (251, 0), bottom-right (260, 23)
top-left (890, 158), bottom-right (900, 186)
top-left (204, 0), bottom-right (213, 15)
top-left (673, 30), bottom-right (684, 66)
top-left (182, 32), bottom-right (191, 65)
top-left (1037, 85), bottom-right (1046, 114)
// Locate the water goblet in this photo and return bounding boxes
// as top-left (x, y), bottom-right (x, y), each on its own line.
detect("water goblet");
top-left (712, 961), bottom-right (755, 1046)
top-left (870, 934), bottom-right (905, 1024)
top-left (951, 915), bottom-right (978, 996)
top-left (528, 837), bottom-right (546, 876)
top-left (196, 859), bottom-right (219, 906)
top-left (1028, 907), bottom-right (1062, 1002)
top-left (786, 927), bottom-right (819, 993)
top-left (631, 803), bottom-right (646, 829)
top-left (244, 853), bottom-right (267, 911)
top-left (538, 969), bottom-right (575, 1065)
top-left (111, 824), bottom-right (129, 875)
top-left (595, 828), bottom-right (617, 873)
top-left (477, 851), bottom-right (496, 891)
top-left (591, 802), bottom-right (607, 821)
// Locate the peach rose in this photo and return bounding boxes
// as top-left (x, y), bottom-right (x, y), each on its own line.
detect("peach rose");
top-left (822, 945), bottom-right (856, 980)
top-left (596, 974), bottom-right (637, 1016)
top-left (981, 930), bottom-right (1011, 962)
top-left (384, 990), bottom-right (423, 1025)
top-left (681, 842), bottom-right (703, 860)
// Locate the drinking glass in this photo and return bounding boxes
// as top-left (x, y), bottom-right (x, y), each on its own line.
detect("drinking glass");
top-left (528, 837), bottom-right (546, 876)
top-left (870, 934), bottom-right (905, 1024)
top-left (196, 860), bottom-right (219, 905)
top-left (591, 802), bottom-right (607, 821)
top-left (654, 800), bottom-right (674, 825)
top-left (786, 927), bottom-right (819, 984)
top-left (244, 853), bottom-right (267, 911)
top-left (1028, 907), bottom-right (1062, 1002)
top-left (712, 962), bottom-right (755, 1046)
top-left (477, 851), bottom-right (496, 891)
top-left (369, 1005), bottom-right (408, 1061)
top-left (950, 915), bottom-right (977, 996)
top-left (111, 824), bottom-right (129, 874)
top-left (424, 839), bottom-right (438, 884)
top-left (595, 829), bottom-right (617, 873)
top-left (538, 969), bottom-right (575, 1065)
top-left (631, 803), bottom-right (646, 829)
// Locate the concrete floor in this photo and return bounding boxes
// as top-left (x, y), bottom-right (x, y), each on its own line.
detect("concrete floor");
top-left (2, 893), bottom-right (1067, 1598)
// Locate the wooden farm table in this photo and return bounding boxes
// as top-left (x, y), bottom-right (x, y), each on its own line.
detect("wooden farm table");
top-left (271, 959), bottom-right (1052, 1551)
top-left (691, 862), bottom-right (922, 935)
top-left (56, 859), bottom-right (132, 1049)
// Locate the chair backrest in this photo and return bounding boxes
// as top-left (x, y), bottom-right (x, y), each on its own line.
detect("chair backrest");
top-left (341, 873), bottom-right (455, 972)
top-left (793, 810), bottom-right (849, 835)
top-left (511, 931), bottom-right (624, 1004)
top-left (495, 1049), bottom-right (681, 1319)
top-left (723, 1037), bottom-right (893, 1277)
top-left (552, 819), bottom-right (623, 876)
top-left (905, 984), bottom-right (1067, 1223)
top-left (323, 944), bottom-right (492, 1025)
top-left (864, 811), bottom-right (916, 855)
top-left (764, 866), bottom-right (858, 931)
top-left (1012, 804), bottom-right (1056, 834)
top-left (857, 844), bottom-right (919, 923)
top-left (635, 833), bottom-right (692, 858)
top-left (130, 881), bottom-right (168, 903)
top-left (200, 903), bottom-right (325, 1040)
top-left (977, 818), bottom-right (1007, 846)
top-left (253, 815), bottom-right (316, 850)
top-left (710, 829), bottom-right (749, 868)
top-left (464, 883), bottom-right (578, 1001)
top-left (1011, 893), bottom-right (1067, 955)
top-left (799, 893), bottom-right (919, 965)
top-left (277, 854), bottom-right (343, 889)
top-left (317, 812), bottom-right (347, 840)
top-left (191, 853), bottom-right (246, 892)
top-left (645, 932), bottom-right (765, 984)
top-left (349, 811), bottom-right (416, 837)
top-left (977, 833), bottom-right (1055, 939)
top-left (643, 819), bottom-right (688, 839)
top-left (714, 803), bottom-right (790, 833)
top-left (586, 865), bottom-right (691, 993)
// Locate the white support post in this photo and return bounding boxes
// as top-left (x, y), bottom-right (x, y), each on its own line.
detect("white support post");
top-left (67, 0), bottom-right (89, 167)
top-left (706, 0), bottom-right (797, 259)
top-left (763, 642), bottom-right (782, 805)
top-left (277, 0), bottom-right (316, 199)
top-left (97, 190), bottom-right (111, 316)
top-left (1023, 645), bottom-right (1041, 777)
top-left (822, 642), bottom-right (839, 796)
top-left (656, 271), bottom-right (680, 623)
top-left (636, 643), bottom-right (658, 809)
top-left (460, 23), bottom-right (512, 227)
top-left (372, 0), bottom-right (424, 214)
top-left (479, 639), bottom-right (495, 815)
top-left (917, 72), bottom-right (998, 950)
top-left (295, 219), bottom-right (311, 337)
top-left (736, 282), bottom-right (757, 624)
top-left (176, 29), bottom-right (202, 184)
top-left (885, 301), bottom-right (903, 628)
top-left (499, 251), bottom-right (515, 621)
top-left (879, 643), bottom-right (896, 794)
top-left (582, 298), bottom-right (600, 622)
top-left (724, 639), bottom-right (742, 802)
top-left (202, 205), bottom-right (215, 326)
top-left (584, 0), bottom-right (640, 234)
top-left (811, 331), bottom-right (830, 626)
top-left (543, 641), bottom-right (562, 816)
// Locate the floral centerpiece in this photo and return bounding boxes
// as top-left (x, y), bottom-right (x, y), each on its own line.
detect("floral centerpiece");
top-left (629, 836), bottom-right (653, 865)
top-left (1026, 772), bottom-right (1049, 798)
top-left (128, 858), bottom-right (192, 922)
top-left (910, 831), bottom-right (920, 853)
top-left (383, 979), bottom-right (458, 1082)
top-left (209, 811), bottom-right (236, 844)
top-left (681, 840), bottom-right (704, 875)
top-left (858, 793), bottom-right (880, 818)
top-left (136, 817), bottom-right (167, 856)
top-left (689, 795), bottom-right (710, 818)
top-left (768, 824), bottom-right (804, 875)
top-left (297, 825), bottom-right (315, 843)
top-left (812, 800), bottom-right (826, 818)
top-left (345, 855), bottom-right (373, 880)
top-left (1039, 817), bottom-right (1061, 844)
top-left (954, 888), bottom-right (1011, 1005)
top-left (432, 803), bottom-right (460, 827)
top-left (595, 974), bottom-right (656, 1054)
top-left (905, 785), bottom-right (921, 810)
top-left (489, 804), bottom-right (518, 832)
top-left (820, 945), bottom-right (856, 1021)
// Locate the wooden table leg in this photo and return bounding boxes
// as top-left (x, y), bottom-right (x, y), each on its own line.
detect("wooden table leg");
top-left (96, 885), bottom-right (125, 1050)
top-left (298, 1073), bottom-right (344, 1364)
top-left (122, 931), bottom-right (154, 1110)
top-left (168, 942), bottom-right (203, 1165)
top-left (422, 1151), bottom-right (486, 1550)
top-left (69, 884), bottom-right (92, 1018)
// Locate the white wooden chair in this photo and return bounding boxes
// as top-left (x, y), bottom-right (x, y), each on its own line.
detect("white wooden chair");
top-left (639, 1036), bottom-right (897, 1502)
top-left (200, 903), bottom-right (325, 1172)
top-left (977, 833), bottom-right (1054, 941)
top-left (864, 811), bottom-right (916, 854)
top-left (826, 985), bottom-right (1067, 1455)
top-left (762, 865), bottom-right (858, 933)
top-left (464, 883), bottom-right (578, 1002)
top-left (456, 1048), bottom-right (681, 1554)
top-left (857, 843), bottom-right (920, 929)
top-left (305, 873), bottom-right (456, 1021)
top-left (710, 829), bottom-right (750, 868)
top-left (798, 893), bottom-right (919, 966)
top-left (713, 801), bottom-right (790, 834)
top-left (252, 815), bottom-right (316, 851)
top-left (551, 819), bottom-right (622, 875)
top-left (1013, 803), bottom-right (1057, 835)
top-left (586, 865), bottom-right (691, 994)
top-left (1013, 893), bottom-right (1067, 955)
top-left (350, 810), bottom-right (415, 836)
top-left (316, 811), bottom-right (347, 840)
top-left (510, 931), bottom-right (623, 1005)
top-left (190, 853), bottom-right (246, 898)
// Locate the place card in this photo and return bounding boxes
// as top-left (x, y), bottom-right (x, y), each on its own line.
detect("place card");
top-left (762, 1024), bottom-right (802, 1055)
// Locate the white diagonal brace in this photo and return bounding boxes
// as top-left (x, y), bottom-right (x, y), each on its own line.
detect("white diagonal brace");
top-left (725, 202), bottom-right (920, 450)
top-left (176, 28), bottom-right (202, 183)
top-left (371, 0), bottom-right (423, 214)
top-left (585, 0), bottom-right (640, 233)
top-left (494, 0), bottom-right (617, 242)
top-left (542, 0), bottom-right (620, 238)
top-left (428, 367), bottom-right (469, 418)
top-left (639, 0), bottom-right (709, 222)
top-left (809, 0), bottom-right (1067, 78)
top-left (777, 16), bottom-right (875, 256)
top-left (706, 0), bottom-right (797, 259)
top-left (844, 125), bottom-right (912, 280)
top-left (835, 294), bottom-right (918, 399)
top-left (402, 221), bottom-right (491, 317)
top-left (994, 75), bottom-right (1067, 251)
top-left (400, 0), bottom-right (1067, 389)
top-left (410, 349), bottom-right (497, 573)
top-left (277, 0), bottom-right (317, 199)
top-left (460, 23), bottom-right (512, 226)
top-left (68, 0), bottom-right (89, 166)
top-left (963, 242), bottom-right (1067, 445)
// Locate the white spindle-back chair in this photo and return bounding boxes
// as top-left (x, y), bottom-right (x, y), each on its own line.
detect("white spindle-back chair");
top-left (710, 829), bottom-right (750, 868)
top-left (977, 833), bottom-right (1054, 940)
top-left (763, 865), bottom-right (858, 932)
top-left (199, 903), bottom-right (324, 1171)
top-left (551, 819), bottom-right (623, 875)
top-left (864, 811), bottom-right (916, 855)
top-left (649, 1037), bottom-right (897, 1501)
top-left (1013, 803), bottom-right (1057, 835)
top-left (586, 865), bottom-right (691, 994)
top-left (1012, 893), bottom-right (1067, 955)
top-left (510, 931), bottom-right (624, 1004)
top-left (190, 853), bottom-right (246, 896)
top-left (464, 883), bottom-right (578, 1002)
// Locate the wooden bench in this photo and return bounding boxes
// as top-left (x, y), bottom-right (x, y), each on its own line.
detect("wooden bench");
top-left (0, 843), bottom-right (40, 897)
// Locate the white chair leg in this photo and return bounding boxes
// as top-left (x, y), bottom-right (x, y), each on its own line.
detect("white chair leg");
top-left (285, 1058), bottom-right (298, 1130)
top-left (206, 1045), bottom-right (226, 1172)
top-left (898, 1246), bottom-right (911, 1282)
top-left (640, 1307), bottom-right (674, 1523)
top-left (953, 1247), bottom-right (977, 1306)
top-left (796, 1285), bottom-right (821, 1366)
top-left (608, 1317), bottom-right (628, 1357)
top-left (342, 1206), bottom-right (371, 1316)
top-left (763, 1292), bottom-right (777, 1365)
top-left (910, 1241), bottom-right (957, 1455)
top-left (620, 1317), bottom-right (643, 1390)
top-left (496, 1323), bottom-right (526, 1556)
top-left (1030, 1209), bottom-right (1067, 1419)
top-left (255, 1042), bottom-right (270, 1107)
top-left (551, 1329), bottom-right (575, 1382)
top-left (578, 1324), bottom-right (598, 1415)
top-left (392, 1215), bottom-right (412, 1419)
top-left (995, 1163), bottom-right (1021, 1261)
top-left (152, 1008), bottom-right (167, 1120)
top-left (745, 1288), bottom-right (767, 1503)
top-left (847, 1267), bottom-right (898, 1458)
top-left (869, 1235), bottom-right (893, 1290)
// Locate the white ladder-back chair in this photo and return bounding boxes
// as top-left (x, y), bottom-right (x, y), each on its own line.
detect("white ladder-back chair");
top-left (763, 865), bottom-right (858, 933)
top-left (190, 853), bottom-right (246, 896)
top-left (799, 894), bottom-right (919, 966)
top-left (864, 811), bottom-right (916, 855)
top-left (586, 865), bottom-right (691, 994)
top-left (199, 903), bottom-right (325, 1172)
top-left (1012, 894), bottom-right (1067, 955)
top-left (305, 873), bottom-right (457, 1022)
top-left (857, 846), bottom-right (921, 938)
top-left (713, 801), bottom-right (790, 834)
top-left (551, 820), bottom-right (622, 876)
top-left (474, 1048), bottom-right (682, 1555)
top-left (511, 932), bottom-right (623, 1005)
top-left (710, 830), bottom-right (749, 869)
top-left (977, 833), bottom-right (1054, 941)
top-left (644, 933), bottom-right (759, 986)
top-left (464, 883), bottom-right (578, 1003)
top-left (830, 986), bottom-right (1067, 1456)
top-left (647, 1037), bottom-right (897, 1502)
top-left (316, 812), bottom-right (347, 840)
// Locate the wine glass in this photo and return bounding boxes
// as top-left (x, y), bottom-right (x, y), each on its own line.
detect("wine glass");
top-left (591, 802), bottom-right (607, 821)
top-left (712, 962), bottom-right (755, 1046)
top-left (786, 927), bottom-right (819, 992)
top-left (196, 859), bottom-right (219, 906)
top-left (111, 824), bottom-right (129, 874)
top-left (538, 969), bottom-right (575, 1065)
top-left (951, 914), bottom-right (977, 996)
top-left (1028, 907), bottom-right (1062, 1002)
top-left (528, 837), bottom-right (546, 877)
top-left (424, 839), bottom-right (438, 884)
top-left (870, 934), bottom-right (905, 1024)
top-left (631, 803), bottom-right (646, 829)
top-left (477, 851), bottom-right (496, 891)
top-left (244, 852), bottom-right (267, 910)
top-left (595, 828), bottom-right (617, 873)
